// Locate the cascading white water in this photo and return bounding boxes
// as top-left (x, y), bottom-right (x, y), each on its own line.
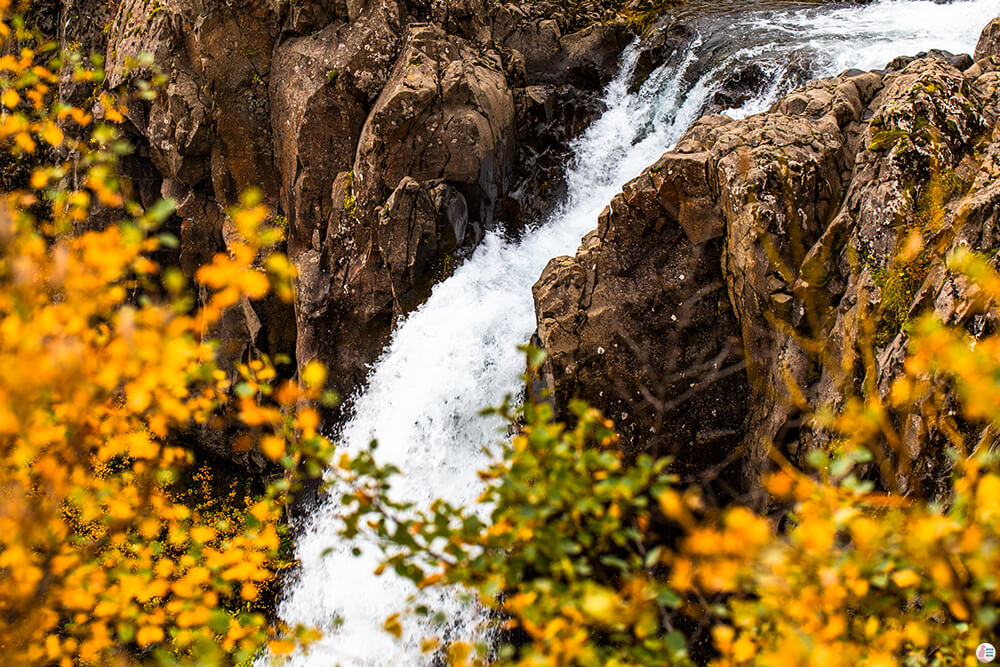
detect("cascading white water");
top-left (275, 2), bottom-right (998, 664)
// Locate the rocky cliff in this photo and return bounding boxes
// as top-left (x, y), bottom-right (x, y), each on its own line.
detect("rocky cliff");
top-left (533, 18), bottom-right (1000, 497)
top-left (37, 0), bottom-right (685, 445)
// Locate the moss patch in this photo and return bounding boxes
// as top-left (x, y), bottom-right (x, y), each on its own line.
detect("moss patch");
top-left (343, 171), bottom-right (358, 221)
top-left (872, 169), bottom-right (968, 347)
top-left (868, 129), bottom-right (910, 153)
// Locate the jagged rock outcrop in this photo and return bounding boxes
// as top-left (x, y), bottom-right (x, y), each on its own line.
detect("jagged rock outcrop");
top-left (976, 17), bottom-right (1000, 61)
top-left (352, 24), bottom-right (516, 232)
top-left (269, 1), bottom-right (401, 244)
top-left (61, 0), bottom-right (680, 420)
top-left (534, 19), bottom-right (1000, 497)
top-left (533, 146), bottom-right (749, 483)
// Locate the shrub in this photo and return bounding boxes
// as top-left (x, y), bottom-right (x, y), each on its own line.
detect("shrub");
top-left (332, 253), bottom-right (1000, 667)
top-left (0, 9), bottom-right (329, 665)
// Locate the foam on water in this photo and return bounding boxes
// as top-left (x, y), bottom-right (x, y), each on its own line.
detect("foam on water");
top-left (274, 2), bottom-right (997, 663)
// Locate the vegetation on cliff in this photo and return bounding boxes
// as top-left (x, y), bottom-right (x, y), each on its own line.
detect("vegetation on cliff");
top-left (0, 8), bottom-right (333, 664)
top-left (341, 295), bottom-right (1000, 665)
top-left (3, 1), bottom-right (1000, 666)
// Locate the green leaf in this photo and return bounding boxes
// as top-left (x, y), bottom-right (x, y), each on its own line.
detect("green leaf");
top-left (656, 589), bottom-right (682, 609)
top-left (664, 630), bottom-right (687, 655)
top-left (599, 555), bottom-right (629, 572)
top-left (117, 623), bottom-right (135, 642)
top-left (157, 232), bottom-right (179, 249)
top-left (805, 448), bottom-right (829, 471)
top-left (234, 383), bottom-right (255, 398)
top-left (208, 609), bottom-right (230, 634)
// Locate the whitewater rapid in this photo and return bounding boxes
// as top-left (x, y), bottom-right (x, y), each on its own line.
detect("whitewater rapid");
top-left (274, 1), bottom-right (999, 664)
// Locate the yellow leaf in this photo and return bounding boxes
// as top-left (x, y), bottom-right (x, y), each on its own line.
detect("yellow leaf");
top-left (301, 360), bottom-right (327, 389)
top-left (418, 572), bottom-right (443, 589)
top-left (850, 517), bottom-right (878, 549)
top-left (712, 625), bottom-right (735, 652)
top-left (1, 88), bottom-right (19, 108)
top-left (14, 131), bottom-right (35, 152)
top-left (40, 122), bottom-right (63, 146)
top-left (298, 407), bottom-right (319, 434)
top-left (948, 599), bottom-right (969, 620)
top-left (796, 517), bottom-right (835, 554)
top-left (383, 613), bottom-right (403, 639)
top-left (260, 435), bottom-right (286, 461)
top-left (29, 169), bottom-right (48, 189)
top-left (733, 634), bottom-right (756, 662)
top-left (978, 474), bottom-right (1000, 519)
top-left (221, 560), bottom-right (262, 581)
top-left (765, 471), bottom-right (794, 498)
top-left (904, 622), bottom-right (928, 647)
top-left (658, 489), bottom-right (683, 519)
top-left (190, 525), bottom-right (217, 543)
top-left (447, 641), bottom-right (473, 666)
top-left (241, 582), bottom-right (258, 601)
top-left (126, 432), bottom-right (158, 459)
top-left (891, 569), bottom-right (920, 588)
top-left (268, 639), bottom-right (296, 656)
top-left (136, 625), bottom-right (163, 647)
top-left (864, 652), bottom-right (896, 667)
top-left (581, 584), bottom-right (620, 624)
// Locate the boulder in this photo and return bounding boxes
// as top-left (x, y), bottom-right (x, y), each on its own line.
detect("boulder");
top-left (292, 170), bottom-right (471, 403)
top-left (353, 24), bottom-right (516, 233)
top-left (975, 17), bottom-right (1000, 61)
top-left (626, 21), bottom-right (694, 94)
top-left (500, 17), bottom-right (631, 88)
top-left (533, 149), bottom-right (746, 482)
top-left (270, 3), bottom-right (402, 251)
top-left (534, 19), bottom-right (1000, 498)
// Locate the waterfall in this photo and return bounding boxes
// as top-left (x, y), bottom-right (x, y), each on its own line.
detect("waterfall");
top-left (273, 1), bottom-right (998, 664)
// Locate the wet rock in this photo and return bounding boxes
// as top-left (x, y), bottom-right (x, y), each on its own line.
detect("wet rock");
top-left (626, 21), bottom-right (695, 94)
top-left (508, 84), bottom-right (608, 227)
top-left (534, 18), bottom-right (1000, 499)
top-left (975, 16), bottom-right (1000, 61)
top-left (885, 49), bottom-right (973, 72)
top-left (294, 161), bottom-right (475, 396)
top-left (377, 177), bottom-right (467, 310)
top-left (707, 63), bottom-right (768, 114)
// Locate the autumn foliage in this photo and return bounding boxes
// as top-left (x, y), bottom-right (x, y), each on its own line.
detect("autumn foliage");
top-left (4, 1), bottom-right (1000, 666)
top-left (339, 254), bottom-right (1000, 667)
top-left (0, 5), bottom-right (331, 664)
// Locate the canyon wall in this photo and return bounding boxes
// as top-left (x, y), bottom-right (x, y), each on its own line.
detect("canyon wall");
top-left (54, 0), bottom-right (675, 424)
top-left (533, 19), bottom-right (1000, 496)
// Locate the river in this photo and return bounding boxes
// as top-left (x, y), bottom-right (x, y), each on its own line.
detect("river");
top-left (274, 1), bottom-right (999, 663)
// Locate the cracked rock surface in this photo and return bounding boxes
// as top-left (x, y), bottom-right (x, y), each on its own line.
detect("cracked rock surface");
top-left (533, 19), bottom-right (1000, 496)
top-left (50, 0), bottom-right (668, 443)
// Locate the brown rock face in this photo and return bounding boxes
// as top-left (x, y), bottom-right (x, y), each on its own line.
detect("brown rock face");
top-left (276, 7), bottom-right (637, 402)
top-left (270, 1), bottom-right (402, 248)
top-left (976, 17), bottom-right (1000, 61)
top-left (533, 148), bottom-right (746, 483)
top-left (291, 169), bottom-right (471, 402)
top-left (534, 21), bottom-right (1000, 497)
top-left (353, 24), bottom-right (516, 234)
top-left (72, 0), bottom-right (651, 426)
